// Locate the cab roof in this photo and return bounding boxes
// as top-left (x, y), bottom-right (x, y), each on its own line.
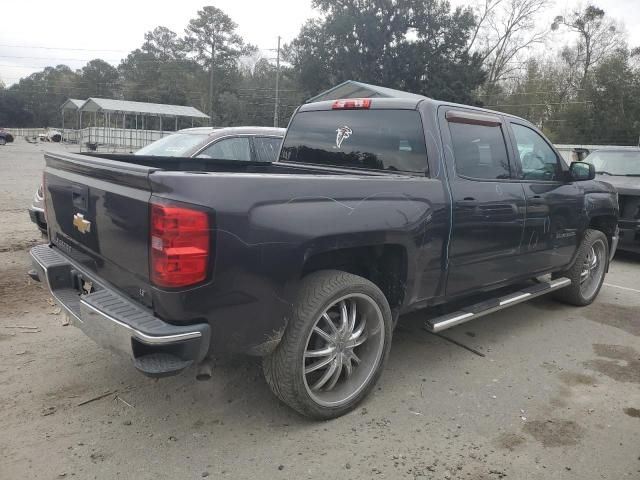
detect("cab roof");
top-left (300, 96), bottom-right (537, 127)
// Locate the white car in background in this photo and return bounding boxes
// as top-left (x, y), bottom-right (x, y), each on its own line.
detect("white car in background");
top-left (29, 126), bottom-right (285, 235)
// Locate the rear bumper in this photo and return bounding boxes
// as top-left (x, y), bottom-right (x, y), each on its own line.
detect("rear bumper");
top-left (30, 244), bottom-right (210, 377)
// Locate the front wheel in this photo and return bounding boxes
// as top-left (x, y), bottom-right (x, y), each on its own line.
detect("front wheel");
top-left (553, 228), bottom-right (609, 306)
top-left (263, 270), bottom-right (392, 419)
top-left (0, 137), bottom-right (6, 146)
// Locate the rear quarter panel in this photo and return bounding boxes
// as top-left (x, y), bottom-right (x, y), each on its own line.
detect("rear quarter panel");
top-left (149, 171), bottom-right (448, 354)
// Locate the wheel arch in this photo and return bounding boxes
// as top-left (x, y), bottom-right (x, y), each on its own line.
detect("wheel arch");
top-left (300, 243), bottom-right (409, 312)
top-left (588, 214), bottom-right (618, 250)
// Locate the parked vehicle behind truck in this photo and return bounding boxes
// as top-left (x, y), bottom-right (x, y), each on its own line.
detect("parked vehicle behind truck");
top-left (28, 126), bottom-right (285, 235)
top-left (0, 129), bottom-right (14, 145)
top-left (585, 147), bottom-right (640, 254)
top-left (30, 95), bottom-right (618, 419)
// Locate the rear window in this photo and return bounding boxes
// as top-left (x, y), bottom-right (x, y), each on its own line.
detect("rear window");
top-left (279, 110), bottom-right (428, 173)
top-left (135, 133), bottom-right (208, 157)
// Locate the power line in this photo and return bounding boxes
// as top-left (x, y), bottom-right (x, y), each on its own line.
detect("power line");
top-left (0, 44), bottom-right (131, 52)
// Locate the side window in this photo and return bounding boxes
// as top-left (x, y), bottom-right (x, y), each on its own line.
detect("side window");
top-left (511, 124), bottom-right (560, 181)
top-left (196, 137), bottom-right (251, 161)
top-left (254, 137), bottom-right (282, 162)
top-left (449, 122), bottom-right (511, 180)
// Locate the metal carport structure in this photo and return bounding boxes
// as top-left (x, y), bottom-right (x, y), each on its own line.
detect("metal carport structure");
top-left (60, 98), bottom-right (84, 130)
top-left (78, 97), bottom-right (209, 132)
top-left (74, 98), bottom-right (209, 151)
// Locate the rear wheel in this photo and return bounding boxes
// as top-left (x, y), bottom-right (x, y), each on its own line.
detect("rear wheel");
top-left (263, 270), bottom-right (392, 419)
top-left (0, 137), bottom-right (6, 146)
top-left (553, 229), bottom-right (609, 306)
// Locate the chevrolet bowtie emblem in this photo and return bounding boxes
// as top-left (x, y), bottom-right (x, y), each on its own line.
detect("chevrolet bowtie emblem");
top-left (73, 213), bottom-right (91, 234)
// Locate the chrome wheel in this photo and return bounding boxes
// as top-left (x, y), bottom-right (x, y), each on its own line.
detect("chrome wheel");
top-left (302, 293), bottom-right (385, 407)
top-left (579, 238), bottom-right (606, 299)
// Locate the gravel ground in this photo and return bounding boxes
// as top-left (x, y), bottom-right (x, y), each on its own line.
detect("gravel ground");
top-left (1, 138), bottom-right (639, 480)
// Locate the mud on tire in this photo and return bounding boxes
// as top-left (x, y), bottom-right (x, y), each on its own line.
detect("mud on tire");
top-left (263, 270), bottom-right (392, 419)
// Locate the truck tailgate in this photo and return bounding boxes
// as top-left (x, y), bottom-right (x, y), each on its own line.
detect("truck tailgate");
top-left (44, 151), bottom-right (156, 304)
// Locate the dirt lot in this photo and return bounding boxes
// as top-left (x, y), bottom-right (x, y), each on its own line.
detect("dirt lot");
top-left (1, 138), bottom-right (639, 480)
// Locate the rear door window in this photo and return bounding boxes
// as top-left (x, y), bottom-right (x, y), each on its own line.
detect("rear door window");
top-left (196, 137), bottom-right (251, 161)
top-left (254, 137), bottom-right (283, 162)
top-left (448, 123), bottom-right (511, 180)
top-left (279, 110), bottom-right (428, 173)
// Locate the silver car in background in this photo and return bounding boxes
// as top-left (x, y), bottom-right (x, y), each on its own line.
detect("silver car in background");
top-left (29, 126), bottom-right (285, 235)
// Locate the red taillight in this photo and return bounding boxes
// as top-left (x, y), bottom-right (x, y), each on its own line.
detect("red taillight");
top-left (332, 98), bottom-right (372, 110)
top-left (150, 202), bottom-right (210, 288)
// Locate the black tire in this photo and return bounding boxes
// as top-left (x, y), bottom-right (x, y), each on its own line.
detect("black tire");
top-left (0, 137), bottom-right (6, 146)
top-left (553, 228), bottom-right (609, 306)
top-left (263, 270), bottom-right (392, 419)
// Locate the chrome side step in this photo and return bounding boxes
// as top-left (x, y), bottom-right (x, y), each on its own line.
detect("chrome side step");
top-left (425, 277), bottom-right (571, 333)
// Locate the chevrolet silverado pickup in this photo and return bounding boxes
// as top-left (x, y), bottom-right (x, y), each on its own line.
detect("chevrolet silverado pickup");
top-left (30, 96), bottom-right (619, 419)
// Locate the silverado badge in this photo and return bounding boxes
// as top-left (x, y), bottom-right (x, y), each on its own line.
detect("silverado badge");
top-left (335, 125), bottom-right (353, 149)
top-left (73, 213), bottom-right (91, 234)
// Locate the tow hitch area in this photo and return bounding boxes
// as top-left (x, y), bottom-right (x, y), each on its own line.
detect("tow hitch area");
top-left (29, 244), bottom-right (211, 378)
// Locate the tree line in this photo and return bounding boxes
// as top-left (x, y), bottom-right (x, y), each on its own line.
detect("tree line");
top-left (0, 1), bottom-right (638, 145)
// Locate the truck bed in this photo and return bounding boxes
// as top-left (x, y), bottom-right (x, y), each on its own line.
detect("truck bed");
top-left (82, 152), bottom-right (391, 176)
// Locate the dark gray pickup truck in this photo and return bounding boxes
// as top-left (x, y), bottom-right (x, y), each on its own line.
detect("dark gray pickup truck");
top-left (30, 96), bottom-right (618, 419)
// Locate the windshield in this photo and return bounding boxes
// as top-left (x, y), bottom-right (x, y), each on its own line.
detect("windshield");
top-left (280, 110), bottom-right (428, 173)
top-left (585, 150), bottom-right (640, 176)
top-left (135, 133), bottom-right (209, 157)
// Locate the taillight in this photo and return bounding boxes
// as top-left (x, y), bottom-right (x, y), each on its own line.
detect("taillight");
top-left (150, 202), bottom-right (210, 288)
top-left (332, 98), bottom-right (372, 110)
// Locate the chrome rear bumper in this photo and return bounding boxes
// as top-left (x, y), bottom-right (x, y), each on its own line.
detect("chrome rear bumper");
top-left (30, 244), bottom-right (210, 377)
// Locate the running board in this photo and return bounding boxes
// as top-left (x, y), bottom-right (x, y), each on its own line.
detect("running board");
top-left (425, 277), bottom-right (571, 333)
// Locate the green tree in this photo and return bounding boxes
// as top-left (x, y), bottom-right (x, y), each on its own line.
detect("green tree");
top-left (119, 49), bottom-right (163, 102)
top-left (183, 6), bottom-right (253, 123)
top-left (119, 26), bottom-right (205, 112)
top-left (0, 89), bottom-right (33, 127)
top-left (7, 65), bottom-right (80, 127)
top-left (142, 26), bottom-right (185, 60)
top-left (552, 5), bottom-right (622, 89)
top-left (583, 49), bottom-right (640, 144)
top-left (470, 0), bottom-right (550, 106)
top-left (80, 59), bottom-right (120, 98)
top-left (287, 0), bottom-right (485, 103)
top-left (235, 58), bottom-right (304, 127)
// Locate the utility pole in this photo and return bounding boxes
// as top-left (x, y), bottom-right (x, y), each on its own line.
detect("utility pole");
top-left (273, 36), bottom-right (281, 128)
top-left (209, 42), bottom-right (215, 126)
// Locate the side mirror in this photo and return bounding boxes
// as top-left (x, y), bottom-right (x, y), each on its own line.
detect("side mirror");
top-left (569, 161), bottom-right (595, 181)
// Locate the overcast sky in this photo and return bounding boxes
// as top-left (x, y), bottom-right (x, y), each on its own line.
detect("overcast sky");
top-left (1, 0), bottom-right (638, 86)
